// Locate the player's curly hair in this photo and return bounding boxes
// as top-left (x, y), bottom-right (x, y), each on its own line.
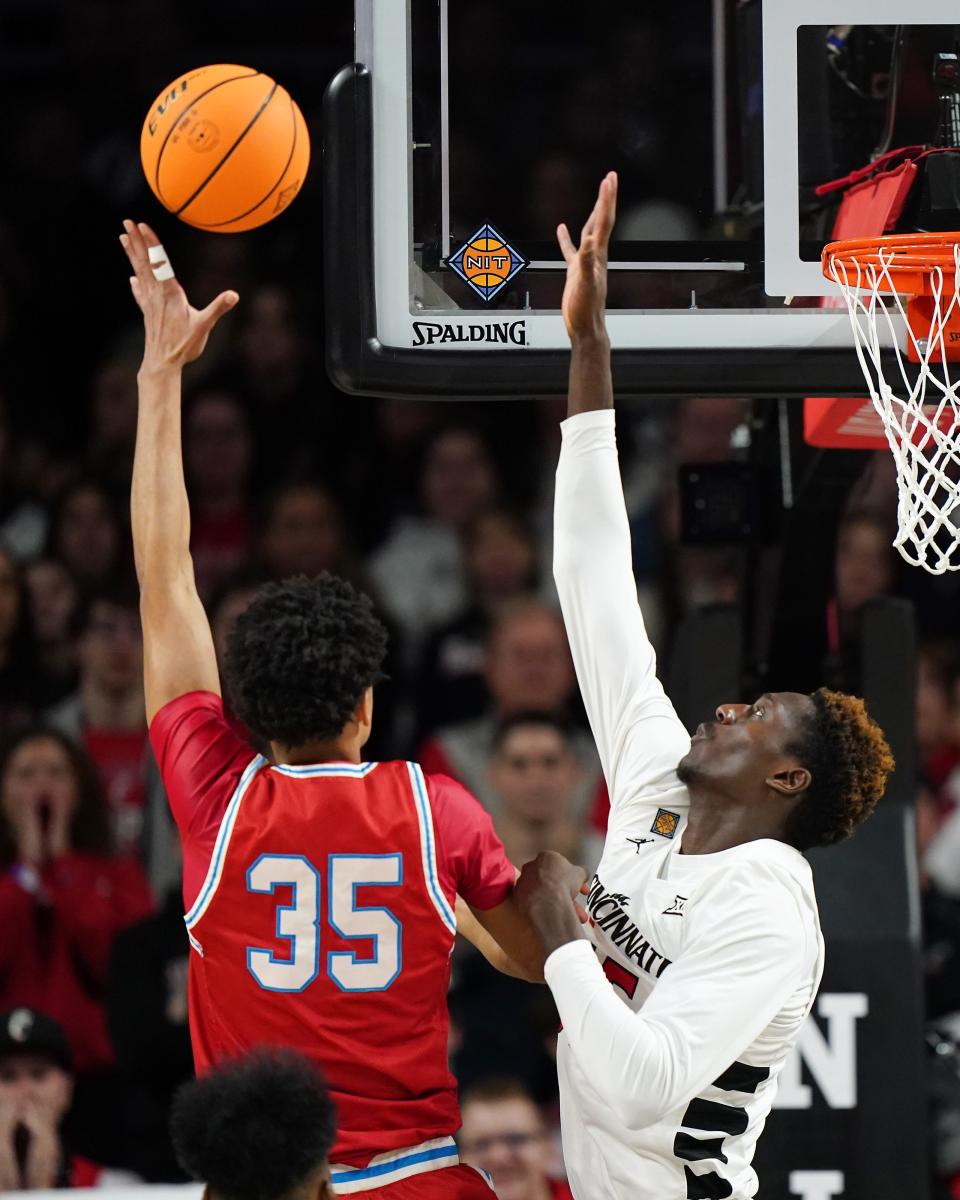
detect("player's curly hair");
top-left (224, 573), bottom-right (388, 749)
top-left (170, 1048), bottom-right (336, 1200)
top-left (783, 688), bottom-right (895, 851)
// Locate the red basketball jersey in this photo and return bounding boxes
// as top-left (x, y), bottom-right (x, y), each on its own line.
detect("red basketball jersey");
top-left (150, 692), bottom-right (515, 1169)
top-left (184, 757), bottom-right (461, 1155)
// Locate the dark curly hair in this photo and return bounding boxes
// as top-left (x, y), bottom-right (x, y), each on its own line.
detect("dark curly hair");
top-left (170, 1048), bottom-right (336, 1200)
top-left (224, 573), bottom-right (388, 749)
top-left (783, 688), bottom-right (895, 851)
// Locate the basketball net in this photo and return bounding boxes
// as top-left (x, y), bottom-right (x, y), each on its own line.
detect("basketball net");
top-left (826, 239), bottom-right (960, 575)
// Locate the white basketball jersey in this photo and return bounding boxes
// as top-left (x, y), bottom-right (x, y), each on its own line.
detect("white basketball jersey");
top-left (549, 411), bottom-right (824, 1200)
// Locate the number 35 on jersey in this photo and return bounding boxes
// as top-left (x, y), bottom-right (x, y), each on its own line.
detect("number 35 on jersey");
top-left (245, 852), bottom-right (403, 994)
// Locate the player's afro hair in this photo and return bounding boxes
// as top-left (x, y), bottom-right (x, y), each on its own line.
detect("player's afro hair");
top-left (224, 573), bottom-right (388, 749)
top-left (783, 688), bottom-right (895, 851)
top-left (170, 1048), bottom-right (336, 1200)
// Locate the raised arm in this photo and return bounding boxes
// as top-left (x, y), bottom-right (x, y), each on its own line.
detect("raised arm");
top-left (554, 175), bottom-right (690, 806)
top-left (120, 221), bottom-right (237, 722)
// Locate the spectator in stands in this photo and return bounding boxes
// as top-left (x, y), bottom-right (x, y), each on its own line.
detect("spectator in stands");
top-left (821, 509), bottom-right (897, 687)
top-left (486, 713), bottom-right (586, 869)
top-left (24, 558), bottom-right (78, 706)
top-left (46, 583), bottom-right (151, 856)
top-left (917, 645), bottom-right (958, 788)
top-left (85, 352), bottom-right (140, 496)
top-left (238, 283), bottom-right (307, 410)
top-left (171, 1048), bottom-right (336, 1200)
top-left (0, 397), bottom-right (48, 561)
top-left (0, 546), bottom-right (51, 730)
top-left (834, 510), bottom-right (897, 626)
top-left (256, 495), bottom-right (402, 755)
top-left (419, 600), bottom-right (604, 830)
top-left (210, 576), bottom-right (263, 671)
top-left (416, 509), bottom-right (541, 738)
top-left (458, 1078), bottom-right (572, 1200)
top-left (107, 853), bottom-right (192, 1182)
top-left (339, 400), bottom-right (441, 550)
top-left (258, 481), bottom-right (361, 585)
top-left (658, 396), bottom-right (751, 629)
top-left (368, 427), bottom-right (500, 652)
top-left (0, 1007), bottom-right (136, 1189)
top-left (47, 479), bottom-right (124, 592)
top-left (0, 728), bottom-right (152, 1077)
top-left (184, 388), bottom-right (254, 600)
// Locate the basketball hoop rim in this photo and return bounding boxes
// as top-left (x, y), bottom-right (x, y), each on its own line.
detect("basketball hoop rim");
top-left (823, 232), bottom-right (960, 296)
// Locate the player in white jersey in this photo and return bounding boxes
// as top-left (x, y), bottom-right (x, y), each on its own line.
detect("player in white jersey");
top-left (513, 173), bottom-right (896, 1200)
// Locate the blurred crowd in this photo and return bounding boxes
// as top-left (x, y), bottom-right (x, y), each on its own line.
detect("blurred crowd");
top-left (4, 1), bottom-right (960, 1197)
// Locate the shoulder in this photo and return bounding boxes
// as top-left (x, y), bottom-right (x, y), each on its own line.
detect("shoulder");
top-left (149, 690), bottom-right (250, 771)
top-left (691, 854), bottom-right (816, 943)
top-left (149, 688), bottom-right (228, 734)
top-left (422, 770), bottom-right (485, 816)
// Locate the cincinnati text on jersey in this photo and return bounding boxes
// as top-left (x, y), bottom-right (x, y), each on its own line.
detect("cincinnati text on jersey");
top-left (586, 875), bottom-right (673, 979)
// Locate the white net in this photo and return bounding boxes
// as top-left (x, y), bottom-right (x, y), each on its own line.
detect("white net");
top-left (828, 242), bottom-right (960, 575)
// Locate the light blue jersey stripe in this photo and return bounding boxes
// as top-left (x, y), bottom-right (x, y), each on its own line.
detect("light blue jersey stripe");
top-left (408, 763), bottom-right (457, 934)
top-left (184, 754), bottom-right (266, 928)
top-left (331, 1142), bottom-right (457, 1184)
top-left (272, 762), bottom-right (378, 778)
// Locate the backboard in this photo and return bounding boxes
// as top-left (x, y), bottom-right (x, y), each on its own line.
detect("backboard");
top-left (324, 0), bottom-right (960, 398)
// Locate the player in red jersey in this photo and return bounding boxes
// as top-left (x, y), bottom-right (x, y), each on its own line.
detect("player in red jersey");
top-left (119, 221), bottom-right (570, 1197)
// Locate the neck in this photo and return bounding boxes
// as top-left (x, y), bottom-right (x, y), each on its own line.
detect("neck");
top-left (81, 679), bottom-right (145, 731)
top-left (273, 738), bottom-right (362, 766)
top-left (681, 785), bottom-right (785, 854)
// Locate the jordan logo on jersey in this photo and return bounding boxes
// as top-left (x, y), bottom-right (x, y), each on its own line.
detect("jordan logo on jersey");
top-left (651, 808), bottom-right (680, 838)
top-left (626, 837), bottom-right (654, 853)
top-left (662, 895), bottom-right (687, 916)
top-left (586, 876), bottom-right (672, 979)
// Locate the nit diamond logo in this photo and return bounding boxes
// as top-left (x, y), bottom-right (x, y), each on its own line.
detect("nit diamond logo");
top-left (446, 223), bottom-right (528, 302)
top-left (651, 809), bottom-right (680, 839)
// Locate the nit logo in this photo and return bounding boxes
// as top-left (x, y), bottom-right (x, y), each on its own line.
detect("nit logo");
top-left (651, 809), bottom-right (680, 839)
top-left (447, 224), bottom-right (528, 302)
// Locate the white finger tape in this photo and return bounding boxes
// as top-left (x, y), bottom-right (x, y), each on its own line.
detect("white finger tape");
top-left (148, 243), bottom-right (175, 281)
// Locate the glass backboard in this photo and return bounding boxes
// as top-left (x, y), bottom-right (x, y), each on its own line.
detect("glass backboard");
top-left (323, 0), bottom-right (960, 397)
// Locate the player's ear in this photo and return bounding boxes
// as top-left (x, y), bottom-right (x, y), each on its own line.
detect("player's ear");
top-left (356, 686), bottom-right (374, 729)
top-left (765, 765), bottom-right (811, 797)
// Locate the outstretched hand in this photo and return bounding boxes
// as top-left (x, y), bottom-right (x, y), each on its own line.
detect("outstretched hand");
top-left (119, 220), bottom-right (238, 373)
top-left (557, 171), bottom-right (617, 342)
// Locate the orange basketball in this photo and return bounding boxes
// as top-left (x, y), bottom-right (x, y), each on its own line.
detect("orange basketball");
top-left (140, 64), bottom-right (310, 233)
top-left (462, 237), bottom-right (515, 290)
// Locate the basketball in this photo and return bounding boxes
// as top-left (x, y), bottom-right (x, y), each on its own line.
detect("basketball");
top-left (140, 64), bottom-right (310, 233)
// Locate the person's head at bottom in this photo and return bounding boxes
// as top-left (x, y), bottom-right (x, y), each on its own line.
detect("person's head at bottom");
top-left (458, 1079), bottom-right (561, 1200)
top-left (171, 1048), bottom-right (336, 1200)
top-left (0, 1007), bottom-right (75, 1191)
top-left (677, 688), bottom-right (895, 849)
top-left (224, 572), bottom-right (388, 763)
